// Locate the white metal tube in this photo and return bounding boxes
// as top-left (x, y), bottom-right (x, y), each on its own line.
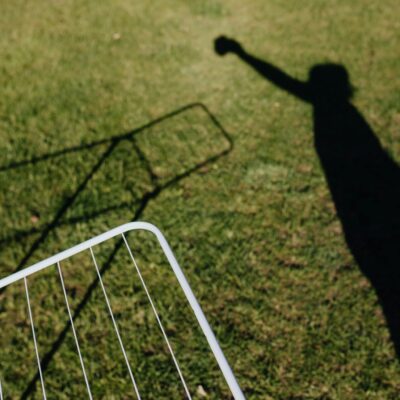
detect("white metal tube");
top-left (145, 226), bottom-right (246, 400)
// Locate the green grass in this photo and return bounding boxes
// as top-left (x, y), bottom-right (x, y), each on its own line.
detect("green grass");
top-left (1, 0), bottom-right (400, 398)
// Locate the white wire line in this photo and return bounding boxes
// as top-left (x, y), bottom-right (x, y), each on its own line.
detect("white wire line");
top-left (89, 247), bottom-right (141, 400)
top-left (121, 233), bottom-right (192, 400)
top-left (24, 277), bottom-right (47, 400)
top-left (57, 262), bottom-right (93, 399)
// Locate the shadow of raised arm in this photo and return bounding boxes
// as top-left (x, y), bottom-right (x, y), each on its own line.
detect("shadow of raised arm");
top-left (214, 36), bottom-right (310, 102)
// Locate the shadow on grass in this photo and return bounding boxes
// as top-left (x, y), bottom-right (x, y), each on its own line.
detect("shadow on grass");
top-left (0, 102), bottom-right (233, 399)
top-left (215, 36), bottom-right (400, 359)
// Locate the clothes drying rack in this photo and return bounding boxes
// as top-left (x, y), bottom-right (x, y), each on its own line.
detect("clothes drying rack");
top-left (0, 222), bottom-right (245, 399)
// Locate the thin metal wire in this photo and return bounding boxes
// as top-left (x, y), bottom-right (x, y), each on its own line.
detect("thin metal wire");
top-left (57, 262), bottom-right (93, 399)
top-left (24, 277), bottom-right (47, 400)
top-left (89, 247), bottom-right (141, 400)
top-left (121, 233), bottom-right (192, 400)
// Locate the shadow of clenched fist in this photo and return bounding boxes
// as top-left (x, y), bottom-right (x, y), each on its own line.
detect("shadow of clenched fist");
top-left (214, 36), bottom-right (243, 56)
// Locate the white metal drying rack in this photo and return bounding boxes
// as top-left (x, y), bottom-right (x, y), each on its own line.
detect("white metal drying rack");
top-left (0, 222), bottom-right (245, 399)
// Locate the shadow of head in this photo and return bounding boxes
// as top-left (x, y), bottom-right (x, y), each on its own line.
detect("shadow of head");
top-left (308, 63), bottom-right (354, 103)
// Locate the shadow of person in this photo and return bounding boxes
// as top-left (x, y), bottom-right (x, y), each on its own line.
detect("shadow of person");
top-left (215, 35), bottom-right (400, 358)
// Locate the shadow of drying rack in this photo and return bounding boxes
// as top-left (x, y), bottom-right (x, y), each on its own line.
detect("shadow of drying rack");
top-left (0, 102), bottom-right (233, 399)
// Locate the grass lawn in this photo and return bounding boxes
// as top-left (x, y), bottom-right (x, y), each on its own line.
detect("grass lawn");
top-left (1, 0), bottom-right (400, 398)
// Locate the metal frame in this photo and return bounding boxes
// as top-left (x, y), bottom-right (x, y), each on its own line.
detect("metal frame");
top-left (0, 222), bottom-right (245, 399)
